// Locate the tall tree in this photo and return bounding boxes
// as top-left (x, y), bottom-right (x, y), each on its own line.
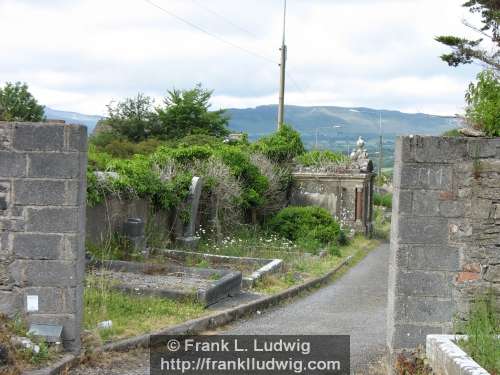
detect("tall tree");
top-left (103, 93), bottom-right (159, 142)
top-left (157, 84), bottom-right (229, 139)
top-left (0, 82), bottom-right (45, 121)
top-left (436, 0), bottom-right (500, 72)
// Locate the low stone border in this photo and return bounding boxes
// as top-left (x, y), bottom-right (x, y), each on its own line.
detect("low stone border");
top-left (90, 259), bottom-right (242, 306)
top-left (24, 254), bottom-right (353, 374)
top-left (426, 335), bottom-right (491, 375)
top-left (22, 353), bottom-right (79, 375)
top-left (161, 249), bottom-right (284, 289)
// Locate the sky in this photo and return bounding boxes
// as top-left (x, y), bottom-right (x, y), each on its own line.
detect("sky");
top-left (0, 0), bottom-right (485, 116)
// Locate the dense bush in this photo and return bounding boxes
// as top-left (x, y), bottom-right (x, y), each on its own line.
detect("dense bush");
top-left (374, 192), bottom-right (392, 209)
top-left (253, 124), bottom-right (305, 163)
top-left (86, 146), bottom-right (192, 210)
top-left (295, 150), bottom-right (348, 167)
top-left (269, 206), bottom-right (343, 246)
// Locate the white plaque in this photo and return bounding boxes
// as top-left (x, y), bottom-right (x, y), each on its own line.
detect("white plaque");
top-left (27, 295), bottom-right (39, 312)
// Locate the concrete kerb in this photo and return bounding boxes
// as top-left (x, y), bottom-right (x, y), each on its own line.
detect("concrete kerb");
top-left (426, 335), bottom-right (492, 375)
top-left (22, 354), bottom-right (80, 375)
top-left (23, 253), bottom-right (355, 374)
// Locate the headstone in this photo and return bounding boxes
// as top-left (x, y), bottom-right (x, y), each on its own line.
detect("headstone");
top-left (176, 177), bottom-right (203, 249)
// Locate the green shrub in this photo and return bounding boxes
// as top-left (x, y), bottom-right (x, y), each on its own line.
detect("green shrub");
top-left (215, 145), bottom-right (269, 208)
top-left (253, 124), bottom-right (305, 163)
top-left (269, 206), bottom-right (343, 246)
top-left (374, 192), bottom-right (392, 209)
top-left (442, 128), bottom-right (461, 137)
top-left (295, 150), bottom-right (348, 167)
top-left (465, 69), bottom-right (500, 137)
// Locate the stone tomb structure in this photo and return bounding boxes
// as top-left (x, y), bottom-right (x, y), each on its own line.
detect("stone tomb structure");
top-left (387, 136), bottom-right (500, 365)
top-left (0, 122), bottom-right (87, 352)
top-left (290, 137), bottom-right (375, 236)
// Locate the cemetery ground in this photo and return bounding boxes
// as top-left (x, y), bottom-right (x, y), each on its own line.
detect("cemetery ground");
top-left (68, 242), bottom-right (388, 375)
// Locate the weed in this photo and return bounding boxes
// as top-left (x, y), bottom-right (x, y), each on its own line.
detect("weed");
top-left (456, 292), bottom-right (499, 374)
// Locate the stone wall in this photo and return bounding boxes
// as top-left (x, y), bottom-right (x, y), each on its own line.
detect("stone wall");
top-left (0, 122), bottom-right (87, 352)
top-left (86, 197), bottom-right (172, 247)
top-left (290, 170), bottom-right (374, 235)
top-left (387, 136), bottom-right (500, 363)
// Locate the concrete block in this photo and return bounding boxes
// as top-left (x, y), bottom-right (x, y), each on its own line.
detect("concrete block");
top-left (408, 245), bottom-right (460, 271)
top-left (22, 287), bottom-right (77, 314)
top-left (403, 297), bottom-right (454, 323)
top-left (14, 180), bottom-right (66, 206)
top-left (27, 207), bottom-right (81, 233)
top-left (13, 233), bottom-right (62, 260)
top-left (61, 234), bottom-right (84, 260)
top-left (13, 124), bottom-right (64, 151)
top-left (65, 180), bottom-right (85, 206)
top-left (0, 218), bottom-right (25, 232)
top-left (414, 137), bottom-right (468, 163)
top-left (9, 260), bottom-right (79, 287)
top-left (66, 125), bottom-right (87, 152)
top-left (391, 323), bottom-right (442, 349)
top-left (396, 270), bottom-right (451, 297)
top-left (0, 123), bottom-right (12, 150)
top-left (397, 217), bottom-right (448, 244)
top-left (413, 191), bottom-right (440, 217)
top-left (400, 165), bottom-right (453, 190)
top-left (0, 290), bottom-right (21, 317)
top-left (393, 189), bottom-right (412, 216)
top-left (28, 153), bottom-right (81, 178)
top-left (0, 151), bottom-right (26, 177)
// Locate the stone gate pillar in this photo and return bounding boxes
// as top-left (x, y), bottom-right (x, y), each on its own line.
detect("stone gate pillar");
top-left (0, 122), bottom-right (87, 352)
top-left (387, 135), bottom-right (500, 368)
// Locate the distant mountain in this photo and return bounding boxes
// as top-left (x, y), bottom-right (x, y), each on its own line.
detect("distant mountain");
top-left (226, 105), bottom-right (459, 138)
top-left (44, 104), bottom-right (459, 138)
top-left (44, 107), bottom-right (102, 131)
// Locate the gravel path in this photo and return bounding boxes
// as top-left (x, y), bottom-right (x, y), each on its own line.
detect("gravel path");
top-left (70, 243), bottom-right (389, 375)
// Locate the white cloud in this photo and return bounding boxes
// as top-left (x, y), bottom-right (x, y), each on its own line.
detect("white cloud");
top-left (0, 0), bottom-right (482, 116)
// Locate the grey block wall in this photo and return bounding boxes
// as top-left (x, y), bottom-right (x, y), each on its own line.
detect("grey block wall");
top-left (0, 122), bottom-right (87, 352)
top-left (387, 136), bottom-right (500, 364)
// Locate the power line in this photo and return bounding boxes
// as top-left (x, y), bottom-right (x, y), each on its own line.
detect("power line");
top-left (143, 0), bottom-right (277, 65)
top-left (190, 0), bottom-right (260, 39)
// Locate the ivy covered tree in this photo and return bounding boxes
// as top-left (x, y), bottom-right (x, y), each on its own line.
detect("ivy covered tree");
top-left (0, 82), bottom-right (45, 121)
top-left (157, 84), bottom-right (229, 139)
top-left (436, 1), bottom-right (500, 71)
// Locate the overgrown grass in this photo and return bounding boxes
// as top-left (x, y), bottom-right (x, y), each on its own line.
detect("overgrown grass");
top-left (374, 192), bottom-right (392, 209)
top-left (374, 206), bottom-right (391, 240)
top-left (457, 293), bottom-right (499, 374)
top-left (83, 275), bottom-right (205, 342)
top-left (0, 314), bottom-right (56, 373)
top-left (254, 236), bottom-right (380, 294)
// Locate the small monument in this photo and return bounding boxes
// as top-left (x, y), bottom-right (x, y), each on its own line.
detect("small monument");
top-left (350, 136), bottom-right (373, 173)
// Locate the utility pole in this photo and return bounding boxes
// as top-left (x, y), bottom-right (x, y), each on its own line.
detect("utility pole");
top-left (378, 112), bottom-right (384, 178)
top-left (277, 0), bottom-right (287, 129)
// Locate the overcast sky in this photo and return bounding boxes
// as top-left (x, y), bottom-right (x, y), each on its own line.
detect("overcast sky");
top-left (0, 0), bottom-right (484, 116)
